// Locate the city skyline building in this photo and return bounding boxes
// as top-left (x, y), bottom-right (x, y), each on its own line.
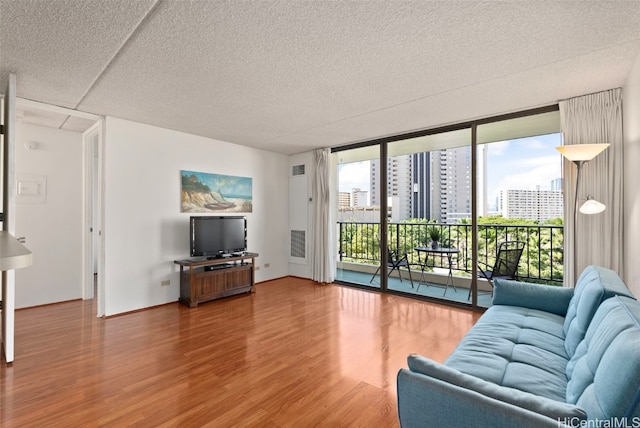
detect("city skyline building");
top-left (430, 146), bottom-right (473, 223)
top-left (551, 177), bottom-right (563, 191)
top-left (352, 188), bottom-right (369, 207)
top-left (411, 152), bottom-right (431, 219)
top-left (499, 189), bottom-right (563, 221)
top-left (338, 192), bottom-right (350, 210)
top-left (370, 156), bottom-right (413, 221)
top-left (371, 146), bottom-right (478, 223)
top-left (361, 145), bottom-right (562, 224)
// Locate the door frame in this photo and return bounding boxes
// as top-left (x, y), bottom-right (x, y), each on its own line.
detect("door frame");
top-left (2, 73), bottom-right (17, 362)
top-left (82, 121), bottom-right (105, 316)
top-left (15, 98), bottom-right (105, 317)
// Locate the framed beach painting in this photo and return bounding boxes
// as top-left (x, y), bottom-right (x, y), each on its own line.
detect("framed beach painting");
top-left (181, 170), bottom-right (253, 213)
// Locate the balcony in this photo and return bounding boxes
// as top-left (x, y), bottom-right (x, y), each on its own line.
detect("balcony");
top-left (336, 221), bottom-right (564, 306)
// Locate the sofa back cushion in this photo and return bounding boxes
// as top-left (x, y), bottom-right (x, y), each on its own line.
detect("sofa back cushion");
top-left (563, 265), bottom-right (634, 357)
top-left (565, 296), bottom-right (640, 420)
top-left (493, 279), bottom-right (574, 315)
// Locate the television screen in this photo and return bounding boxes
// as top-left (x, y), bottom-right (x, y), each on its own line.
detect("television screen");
top-left (190, 216), bottom-right (247, 258)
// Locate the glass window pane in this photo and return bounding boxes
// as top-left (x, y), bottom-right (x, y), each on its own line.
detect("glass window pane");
top-left (335, 146), bottom-right (381, 289)
top-left (477, 113), bottom-right (564, 308)
top-left (333, 107), bottom-right (563, 309)
top-left (385, 128), bottom-right (475, 305)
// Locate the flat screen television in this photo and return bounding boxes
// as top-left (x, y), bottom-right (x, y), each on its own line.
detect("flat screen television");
top-left (190, 216), bottom-right (247, 258)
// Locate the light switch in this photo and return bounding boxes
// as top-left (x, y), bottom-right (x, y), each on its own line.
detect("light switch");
top-left (16, 173), bottom-right (47, 204)
top-left (18, 180), bottom-right (40, 196)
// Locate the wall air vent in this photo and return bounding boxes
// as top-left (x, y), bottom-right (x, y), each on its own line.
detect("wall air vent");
top-left (292, 164), bottom-right (306, 176)
top-left (290, 230), bottom-right (306, 258)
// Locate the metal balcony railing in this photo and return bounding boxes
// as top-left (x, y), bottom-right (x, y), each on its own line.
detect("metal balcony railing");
top-left (338, 221), bottom-right (564, 284)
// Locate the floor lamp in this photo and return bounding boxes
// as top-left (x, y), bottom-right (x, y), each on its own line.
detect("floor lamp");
top-left (556, 143), bottom-right (610, 283)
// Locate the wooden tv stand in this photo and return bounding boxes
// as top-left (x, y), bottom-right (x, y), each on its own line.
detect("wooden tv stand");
top-left (174, 252), bottom-right (258, 308)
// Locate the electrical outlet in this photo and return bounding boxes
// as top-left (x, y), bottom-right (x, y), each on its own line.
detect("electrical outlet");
top-left (160, 280), bottom-right (170, 287)
top-left (264, 263), bottom-right (270, 268)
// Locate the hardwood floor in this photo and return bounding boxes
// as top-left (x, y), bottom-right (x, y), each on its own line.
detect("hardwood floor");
top-left (1, 277), bottom-right (481, 427)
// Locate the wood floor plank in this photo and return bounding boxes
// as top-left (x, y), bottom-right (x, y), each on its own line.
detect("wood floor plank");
top-left (1, 277), bottom-right (480, 427)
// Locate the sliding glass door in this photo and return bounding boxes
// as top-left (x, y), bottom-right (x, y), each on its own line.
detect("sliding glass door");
top-left (335, 145), bottom-right (381, 289)
top-left (385, 128), bottom-right (475, 305)
top-left (475, 112), bottom-right (564, 307)
top-left (332, 106), bottom-right (563, 308)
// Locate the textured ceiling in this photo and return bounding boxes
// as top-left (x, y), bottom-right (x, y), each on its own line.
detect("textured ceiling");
top-left (1, 0), bottom-right (640, 155)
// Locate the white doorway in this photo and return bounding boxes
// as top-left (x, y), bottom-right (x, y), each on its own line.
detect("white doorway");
top-left (82, 120), bottom-right (104, 316)
top-left (14, 98), bottom-right (104, 317)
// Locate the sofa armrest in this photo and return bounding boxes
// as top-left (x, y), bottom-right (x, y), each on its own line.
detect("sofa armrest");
top-left (493, 278), bottom-right (574, 316)
top-left (397, 369), bottom-right (575, 428)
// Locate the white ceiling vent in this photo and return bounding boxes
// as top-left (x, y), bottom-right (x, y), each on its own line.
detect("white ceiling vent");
top-left (292, 164), bottom-right (306, 176)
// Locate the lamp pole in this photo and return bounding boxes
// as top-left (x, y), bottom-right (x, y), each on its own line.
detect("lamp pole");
top-left (556, 143), bottom-right (609, 286)
top-left (572, 160), bottom-right (585, 283)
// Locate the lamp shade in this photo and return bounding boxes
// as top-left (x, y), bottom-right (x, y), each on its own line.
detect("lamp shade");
top-left (579, 196), bottom-right (606, 214)
top-left (556, 143), bottom-right (610, 161)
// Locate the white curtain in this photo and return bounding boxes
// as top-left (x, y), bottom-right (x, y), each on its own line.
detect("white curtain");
top-left (559, 88), bottom-right (623, 286)
top-left (311, 148), bottom-right (335, 283)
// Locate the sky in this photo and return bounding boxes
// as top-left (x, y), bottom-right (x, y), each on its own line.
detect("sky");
top-left (338, 161), bottom-right (371, 193)
top-left (337, 133), bottom-right (564, 205)
top-left (485, 133), bottom-right (563, 201)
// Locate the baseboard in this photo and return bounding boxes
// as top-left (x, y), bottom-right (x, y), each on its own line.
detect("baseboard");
top-left (103, 301), bottom-right (177, 319)
top-left (15, 298), bottom-right (83, 311)
top-left (255, 275), bottom-right (313, 285)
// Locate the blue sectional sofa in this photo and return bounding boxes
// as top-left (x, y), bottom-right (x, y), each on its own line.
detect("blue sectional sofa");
top-left (397, 265), bottom-right (640, 427)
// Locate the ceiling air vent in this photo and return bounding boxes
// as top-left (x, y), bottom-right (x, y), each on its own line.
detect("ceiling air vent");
top-left (292, 164), bottom-right (306, 176)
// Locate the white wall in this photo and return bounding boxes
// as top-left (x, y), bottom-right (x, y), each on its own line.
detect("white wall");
top-left (103, 117), bottom-right (289, 316)
top-left (15, 122), bottom-right (83, 308)
top-left (623, 51), bottom-right (640, 297)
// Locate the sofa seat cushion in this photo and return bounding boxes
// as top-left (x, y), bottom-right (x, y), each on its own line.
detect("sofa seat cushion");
top-left (407, 354), bottom-right (587, 422)
top-left (445, 305), bottom-right (569, 402)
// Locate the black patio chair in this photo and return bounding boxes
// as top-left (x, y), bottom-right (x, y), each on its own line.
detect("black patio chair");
top-left (469, 241), bottom-right (525, 298)
top-left (370, 249), bottom-right (414, 288)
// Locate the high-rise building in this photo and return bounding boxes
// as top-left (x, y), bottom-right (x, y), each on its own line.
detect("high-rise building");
top-left (371, 146), bottom-right (477, 223)
top-left (430, 146), bottom-right (472, 223)
top-left (370, 160), bottom-right (379, 206)
top-left (338, 192), bottom-right (351, 209)
top-left (370, 155), bottom-right (412, 221)
top-left (366, 143), bottom-right (561, 224)
top-left (551, 178), bottom-right (563, 191)
top-left (352, 188), bottom-right (368, 207)
top-left (476, 144), bottom-right (489, 217)
top-left (499, 189), bottom-right (563, 221)
top-left (411, 152), bottom-right (431, 219)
